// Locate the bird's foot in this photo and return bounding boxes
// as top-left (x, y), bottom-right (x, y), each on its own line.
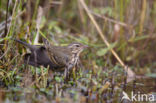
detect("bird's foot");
top-left (64, 69), bottom-right (70, 81)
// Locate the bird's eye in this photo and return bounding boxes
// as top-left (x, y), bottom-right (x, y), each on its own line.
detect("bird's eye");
top-left (75, 44), bottom-right (80, 47)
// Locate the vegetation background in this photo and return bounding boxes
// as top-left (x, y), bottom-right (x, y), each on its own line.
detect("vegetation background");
top-left (0, 0), bottom-right (156, 102)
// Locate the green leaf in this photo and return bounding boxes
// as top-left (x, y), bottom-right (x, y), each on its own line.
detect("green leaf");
top-left (55, 76), bottom-right (61, 82)
top-left (96, 42), bottom-right (116, 56)
top-left (129, 35), bottom-right (149, 42)
top-left (146, 73), bottom-right (156, 78)
top-left (39, 30), bottom-right (47, 40)
top-left (0, 36), bottom-right (11, 42)
top-left (96, 48), bottom-right (108, 56)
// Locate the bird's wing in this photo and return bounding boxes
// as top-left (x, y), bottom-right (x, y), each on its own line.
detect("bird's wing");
top-left (47, 46), bottom-right (71, 67)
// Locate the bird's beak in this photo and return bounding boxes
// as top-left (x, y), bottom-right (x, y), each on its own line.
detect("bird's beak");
top-left (83, 45), bottom-right (88, 49)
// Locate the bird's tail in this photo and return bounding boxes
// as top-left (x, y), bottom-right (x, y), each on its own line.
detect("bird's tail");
top-left (14, 39), bottom-right (37, 51)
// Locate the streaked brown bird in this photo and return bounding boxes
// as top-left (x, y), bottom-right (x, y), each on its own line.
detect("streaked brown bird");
top-left (15, 39), bottom-right (87, 78)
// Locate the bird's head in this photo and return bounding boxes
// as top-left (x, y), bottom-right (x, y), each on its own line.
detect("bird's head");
top-left (68, 42), bottom-right (88, 55)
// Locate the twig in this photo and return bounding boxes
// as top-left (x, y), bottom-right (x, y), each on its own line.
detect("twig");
top-left (4, 0), bottom-right (9, 37)
top-left (0, 47), bottom-right (9, 59)
top-left (90, 11), bottom-right (130, 28)
top-left (79, 0), bottom-right (135, 81)
top-left (139, 0), bottom-right (146, 35)
top-left (0, 0), bottom-right (18, 59)
top-left (34, 6), bottom-right (43, 44)
top-left (0, 10), bottom-right (24, 33)
top-left (6, 0), bottom-right (18, 37)
top-left (0, 17), bottom-right (12, 31)
top-left (50, 1), bottom-right (62, 5)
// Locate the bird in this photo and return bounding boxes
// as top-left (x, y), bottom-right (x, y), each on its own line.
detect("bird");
top-left (15, 39), bottom-right (87, 78)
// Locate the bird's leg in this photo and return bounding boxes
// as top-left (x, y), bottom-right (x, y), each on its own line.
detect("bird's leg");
top-left (33, 51), bottom-right (38, 81)
top-left (76, 59), bottom-right (84, 72)
top-left (64, 64), bottom-right (73, 81)
top-left (64, 67), bottom-right (68, 79)
top-left (72, 66), bottom-right (76, 80)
